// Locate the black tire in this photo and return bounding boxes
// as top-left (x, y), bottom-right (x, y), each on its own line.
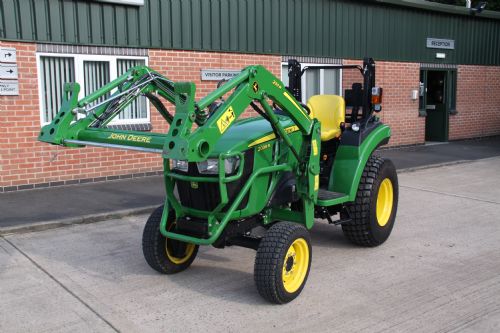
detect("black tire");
top-left (254, 222), bottom-right (312, 304)
top-left (342, 156), bottom-right (398, 247)
top-left (142, 206), bottom-right (199, 274)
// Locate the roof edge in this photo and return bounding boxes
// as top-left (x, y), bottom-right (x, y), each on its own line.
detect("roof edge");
top-left (371, 0), bottom-right (500, 20)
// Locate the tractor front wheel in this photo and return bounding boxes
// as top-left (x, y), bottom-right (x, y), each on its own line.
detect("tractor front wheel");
top-left (342, 156), bottom-right (398, 247)
top-left (142, 206), bottom-right (199, 274)
top-left (254, 222), bottom-right (312, 304)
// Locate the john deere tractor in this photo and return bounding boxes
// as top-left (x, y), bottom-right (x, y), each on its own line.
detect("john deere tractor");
top-left (39, 57), bottom-right (398, 304)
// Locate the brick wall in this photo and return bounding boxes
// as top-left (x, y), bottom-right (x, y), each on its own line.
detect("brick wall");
top-left (1, 39), bottom-right (499, 190)
top-left (450, 65), bottom-right (500, 140)
top-left (0, 41), bottom-right (166, 191)
top-left (342, 59), bottom-right (424, 146)
top-left (341, 59), bottom-right (363, 93)
top-left (0, 41), bottom-right (280, 190)
top-left (148, 49), bottom-right (281, 119)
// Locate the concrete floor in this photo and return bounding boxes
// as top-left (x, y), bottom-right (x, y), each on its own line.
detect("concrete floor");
top-left (1, 157), bottom-right (500, 333)
top-left (378, 136), bottom-right (500, 170)
top-left (377, 136), bottom-right (500, 170)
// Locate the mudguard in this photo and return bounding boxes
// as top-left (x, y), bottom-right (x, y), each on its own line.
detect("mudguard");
top-left (328, 123), bottom-right (391, 201)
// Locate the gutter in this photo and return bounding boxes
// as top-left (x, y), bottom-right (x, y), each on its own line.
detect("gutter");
top-left (368, 0), bottom-right (500, 20)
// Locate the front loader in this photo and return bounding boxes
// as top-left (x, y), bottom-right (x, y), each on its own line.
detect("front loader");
top-left (38, 58), bottom-right (398, 304)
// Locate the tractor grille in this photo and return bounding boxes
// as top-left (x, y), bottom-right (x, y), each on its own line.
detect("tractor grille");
top-left (176, 151), bottom-right (254, 212)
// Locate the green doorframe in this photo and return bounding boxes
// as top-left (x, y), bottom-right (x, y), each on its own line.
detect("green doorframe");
top-left (419, 67), bottom-right (457, 142)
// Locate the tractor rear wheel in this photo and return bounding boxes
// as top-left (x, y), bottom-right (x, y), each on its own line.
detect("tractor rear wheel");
top-left (342, 156), bottom-right (398, 247)
top-left (142, 205), bottom-right (199, 274)
top-left (254, 222), bottom-right (312, 304)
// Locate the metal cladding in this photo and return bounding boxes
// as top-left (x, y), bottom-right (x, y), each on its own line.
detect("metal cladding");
top-left (0, 0), bottom-right (499, 65)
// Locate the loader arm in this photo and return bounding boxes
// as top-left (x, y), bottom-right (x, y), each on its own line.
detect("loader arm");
top-left (39, 66), bottom-right (181, 153)
top-left (39, 65), bottom-right (315, 160)
top-left (38, 64), bottom-right (321, 212)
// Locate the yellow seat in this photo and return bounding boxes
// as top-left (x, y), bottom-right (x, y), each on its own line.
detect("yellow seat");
top-left (307, 95), bottom-right (346, 141)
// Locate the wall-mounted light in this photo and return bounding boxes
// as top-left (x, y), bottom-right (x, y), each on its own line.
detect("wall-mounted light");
top-left (411, 89), bottom-right (419, 100)
top-left (470, 2), bottom-right (487, 15)
top-left (436, 53), bottom-right (446, 59)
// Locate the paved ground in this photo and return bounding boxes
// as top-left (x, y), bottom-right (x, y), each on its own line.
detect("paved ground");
top-left (1, 136), bottom-right (499, 229)
top-left (0, 176), bottom-right (165, 228)
top-left (1, 157), bottom-right (500, 333)
top-left (378, 136), bottom-right (500, 170)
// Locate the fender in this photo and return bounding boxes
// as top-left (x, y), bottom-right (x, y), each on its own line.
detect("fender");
top-left (328, 123), bottom-right (391, 200)
top-left (267, 171), bottom-right (299, 207)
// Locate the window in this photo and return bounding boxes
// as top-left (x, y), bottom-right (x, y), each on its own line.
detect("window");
top-left (37, 54), bottom-right (149, 125)
top-left (419, 69), bottom-right (457, 116)
top-left (38, 56), bottom-right (75, 124)
top-left (281, 63), bottom-right (341, 103)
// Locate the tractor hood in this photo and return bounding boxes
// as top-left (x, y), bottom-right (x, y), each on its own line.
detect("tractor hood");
top-left (211, 115), bottom-right (296, 155)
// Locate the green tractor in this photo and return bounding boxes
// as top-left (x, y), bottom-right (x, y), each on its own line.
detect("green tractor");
top-left (38, 57), bottom-right (398, 304)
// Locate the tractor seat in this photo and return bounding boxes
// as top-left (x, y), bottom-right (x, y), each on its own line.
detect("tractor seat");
top-left (307, 95), bottom-right (346, 141)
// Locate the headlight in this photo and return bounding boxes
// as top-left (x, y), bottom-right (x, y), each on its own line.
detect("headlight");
top-left (170, 159), bottom-right (189, 172)
top-left (223, 157), bottom-right (241, 174)
top-left (197, 157), bottom-right (240, 175)
top-left (196, 159), bottom-right (218, 174)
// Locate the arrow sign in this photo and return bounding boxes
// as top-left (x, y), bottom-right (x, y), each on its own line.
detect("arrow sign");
top-left (0, 47), bottom-right (17, 63)
top-left (0, 64), bottom-right (18, 79)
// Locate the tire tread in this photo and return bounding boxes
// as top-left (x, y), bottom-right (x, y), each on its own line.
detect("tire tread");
top-left (342, 156), bottom-right (395, 247)
top-left (142, 206), bottom-right (198, 274)
top-left (254, 222), bottom-right (311, 304)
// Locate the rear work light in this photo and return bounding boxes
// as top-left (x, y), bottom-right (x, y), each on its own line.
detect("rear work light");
top-left (371, 87), bottom-right (383, 112)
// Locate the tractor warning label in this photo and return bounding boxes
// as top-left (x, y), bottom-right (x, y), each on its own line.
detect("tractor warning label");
top-left (217, 106), bottom-right (236, 134)
top-left (312, 139), bottom-right (318, 156)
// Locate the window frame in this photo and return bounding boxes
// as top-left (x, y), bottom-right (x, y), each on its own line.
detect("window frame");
top-left (418, 68), bottom-right (457, 117)
top-left (36, 53), bottom-right (150, 126)
top-left (281, 62), bottom-right (342, 103)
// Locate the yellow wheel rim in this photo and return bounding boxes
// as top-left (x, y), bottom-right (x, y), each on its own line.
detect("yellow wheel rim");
top-left (165, 222), bottom-right (195, 265)
top-left (376, 178), bottom-right (394, 227)
top-left (166, 240), bottom-right (195, 265)
top-left (282, 238), bottom-right (310, 293)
